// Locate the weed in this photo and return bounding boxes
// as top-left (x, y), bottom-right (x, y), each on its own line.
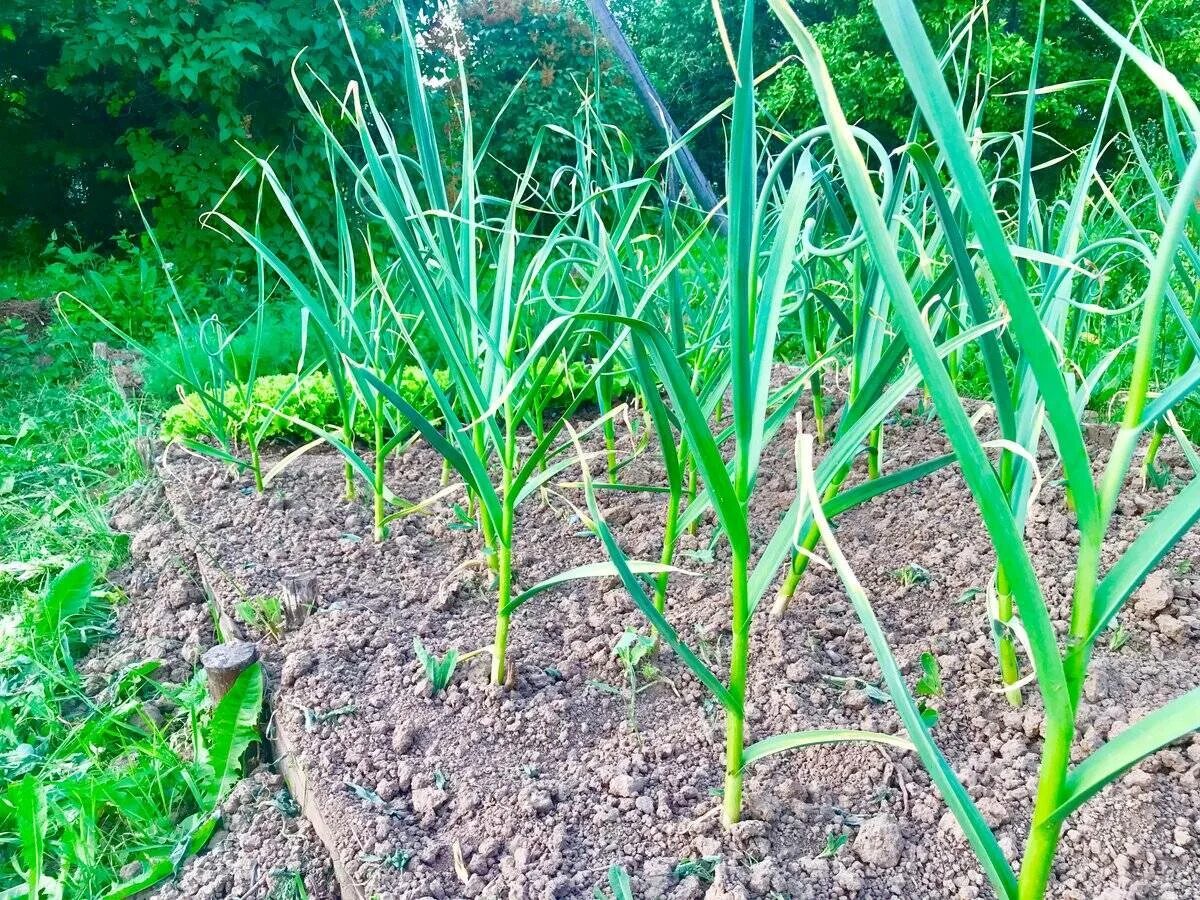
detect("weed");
top-left (360, 848), bottom-right (413, 871)
top-left (818, 833), bottom-right (848, 858)
top-left (593, 864), bottom-right (634, 900)
top-left (915, 652), bottom-right (943, 697)
top-left (673, 856), bottom-right (720, 883)
top-left (588, 629), bottom-right (659, 725)
top-left (1107, 625), bottom-right (1131, 652)
top-left (235, 595), bottom-right (284, 639)
top-left (411, 636), bottom-right (463, 693)
top-left (893, 563), bottom-right (932, 587)
top-left (0, 566), bottom-right (262, 896)
top-left (915, 652), bottom-right (944, 727)
top-left (302, 705), bottom-right (356, 732)
top-left (267, 870), bottom-right (310, 900)
top-left (272, 788), bottom-right (301, 818)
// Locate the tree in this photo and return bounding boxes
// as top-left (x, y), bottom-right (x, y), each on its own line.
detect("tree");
top-left (760, 0), bottom-right (1200, 154)
top-left (1, 0), bottom-right (646, 263)
top-left (608, 0), bottom-right (789, 181)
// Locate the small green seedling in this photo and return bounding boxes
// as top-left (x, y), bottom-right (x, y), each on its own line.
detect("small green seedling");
top-left (915, 652), bottom-right (943, 697)
top-left (448, 504), bottom-right (477, 532)
top-left (360, 848), bottom-right (413, 871)
top-left (272, 788), bottom-right (301, 818)
top-left (673, 856), bottom-right (720, 883)
top-left (267, 870), bottom-right (309, 900)
top-left (893, 563), bottom-right (931, 587)
top-left (1144, 461), bottom-right (1174, 491)
top-left (824, 674), bottom-right (892, 704)
top-left (1107, 624), bottom-right (1131, 652)
top-left (589, 630), bottom-right (659, 725)
top-left (956, 587), bottom-right (982, 605)
top-left (412, 636), bottom-right (460, 692)
top-left (302, 705), bottom-right (356, 732)
top-left (234, 595), bottom-right (284, 639)
top-left (914, 651), bottom-right (943, 727)
top-left (345, 778), bottom-right (384, 806)
top-left (818, 832), bottom-right (848, 858)
top-left (593, 864), bottom-right (634, 900)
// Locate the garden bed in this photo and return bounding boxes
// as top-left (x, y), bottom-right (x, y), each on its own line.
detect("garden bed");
top-left (94, 482), bottom-right (339, 899)
top-left (152, 400), bottom-right (1200, 900)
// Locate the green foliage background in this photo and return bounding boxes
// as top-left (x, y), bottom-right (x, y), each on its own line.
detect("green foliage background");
top-left (761, 0), bottom-right (1200, 150)
top-left (3, 0), bottom-right (1196, 270)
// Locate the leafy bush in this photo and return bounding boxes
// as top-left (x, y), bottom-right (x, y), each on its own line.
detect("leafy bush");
top-left (37, 231), bottom-right (252, 348)
top-left (1, 321), bottom-right (264, 897)
top-left (162, 371), bottom-right (352, 444)
top-left (0, 564), bottom-right (263, 898)
top-left (2, 1), bottom-right (649, 267)
top-left (161, 362), bottom-right (631, 447)
top-left (762, 0), bottom-right (1200, 147)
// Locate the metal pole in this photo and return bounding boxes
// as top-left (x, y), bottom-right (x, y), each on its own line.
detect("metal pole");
top-left (584, 0), bottom-right (726, 229)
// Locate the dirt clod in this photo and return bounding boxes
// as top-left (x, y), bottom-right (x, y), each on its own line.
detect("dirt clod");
top-left (854, 814), bottom-right (904, 868)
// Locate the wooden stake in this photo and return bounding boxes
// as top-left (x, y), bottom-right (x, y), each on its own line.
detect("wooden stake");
top-left (280, 573), bottom-right (318, 630)
top-left (583, 0), bottom-right (726, 232)
top-left (201, 641), bottom-right (259, 702)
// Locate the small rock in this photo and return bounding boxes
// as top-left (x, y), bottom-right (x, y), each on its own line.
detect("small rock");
top-left (938, 810), bottom-right (966, 843)
top-left (1046, 513), bottom-right (1069, 541)
top-left (165, 581), bottom-right (200, 611)
top-left (854, 814), bottom-right (904, 868)
top-left (1083, 667), bottom-right (1114, 703)
top-left (729, 818), bottom-right (766, 850)
top-left (280, 650), bottom-right (316, 687)
top-left (976, 797), bottom-right (1009, 827)
top-left (843, 689), bottom-right (870, 710)
top-left (1156, 614), bottom-right (1187, 641)
top-left (835, 866), bottom-right (864, 893)
top-left (608, 773), bottom-right (645, 797)
top-left (411, 786), bottom-right (448, 816)
top-left (392, 722), bottom-right (418, 754)
top-left (670, 876), bottom-right (705, 900)
top-left (1134, 572), bottom-right (1173, 617)
top-left (999, 737), bottom-right (1027, 761)
top-left (522, 789), bottom-right (554, 816)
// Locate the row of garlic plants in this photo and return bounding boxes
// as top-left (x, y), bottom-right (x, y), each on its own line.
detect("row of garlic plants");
top-left (116, 0), bottom-right (1200, 897)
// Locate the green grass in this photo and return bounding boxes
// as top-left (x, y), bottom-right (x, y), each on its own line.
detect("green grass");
top-left (0, 318), bottom-right (263, 897)
top-left (0, 324), bottom-right (144, 586)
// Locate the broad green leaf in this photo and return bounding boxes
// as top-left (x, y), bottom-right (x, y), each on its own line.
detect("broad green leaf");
top-left (198, 662), bottom-right (263, 809)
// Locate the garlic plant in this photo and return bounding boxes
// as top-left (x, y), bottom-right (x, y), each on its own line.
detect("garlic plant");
top-left (770, 0), bottom-right (1200, 895)
top-left (579, 0), bottom-right (1004, 827)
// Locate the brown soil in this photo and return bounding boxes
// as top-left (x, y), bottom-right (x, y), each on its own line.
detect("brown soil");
top-left (140, 395), bottom-right (1200, 900)
top-left (0, 298), bottom-right (52, 335)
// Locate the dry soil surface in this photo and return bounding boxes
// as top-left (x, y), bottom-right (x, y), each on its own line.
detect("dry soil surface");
top-left (145, 396), bottom-right (1200, 900)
